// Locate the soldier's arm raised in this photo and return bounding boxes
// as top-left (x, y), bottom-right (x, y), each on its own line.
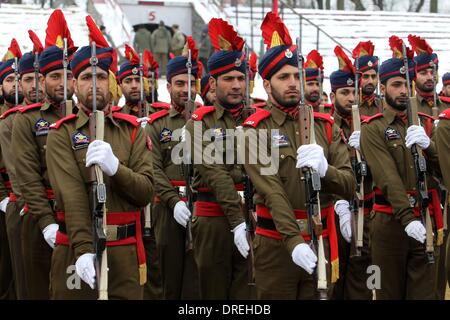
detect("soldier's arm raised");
top-left (361, 123), bottom-right (416, 227)
top-left (110, 126), bottom-right (153, 207)
top-left (12, 113), bottom-right (55, 230)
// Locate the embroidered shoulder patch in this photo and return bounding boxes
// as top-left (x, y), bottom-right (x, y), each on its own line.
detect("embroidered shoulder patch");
top-left (35, 118), bottom-right (50, 136)
top-left (385, 127), bottom-right (400, 140)
top-left (71, 131), bottom-right (90, 150)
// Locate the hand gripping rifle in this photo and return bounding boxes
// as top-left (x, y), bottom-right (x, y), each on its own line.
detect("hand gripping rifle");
top-left (296, 38), bottom-right (328, 299)
top-left (182, 49), bottom-right (196, 252)
top-left (88, 42), bottom-right (109, 299)
top-left (138, 52), bottom-right (152, 238)
top-left (402, 43), bottom-right (434, 264)
top-left (350, 59), bottom-right (367, 257)
top-left (62, 38), bottom-right (73, 116)
top-left (241, 45), bottom-right (256, 286)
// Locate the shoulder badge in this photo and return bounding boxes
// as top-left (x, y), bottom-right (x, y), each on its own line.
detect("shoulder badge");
top-left (191, 106), bottom-right (216, 121)
top-left (243, 108), bottom-right (271, 128)
top-left (385, 127), bottom-right (401, 140)
top-left (71, 130), bottom-right (90, 150)
top-left (148, 109), bottom-right (169, 124)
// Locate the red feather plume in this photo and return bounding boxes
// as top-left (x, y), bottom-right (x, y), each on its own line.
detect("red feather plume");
top-left (407, 34), bottom-right (433, 56)
top-left (197, 61), bottom-right (203, 79)
top-left (208, 18), bottom-right (244, 51)
top-left (45, 9), bottom-right (74, 49)
top-left (144, 49), bottom-right (158, 70)
top-left (86, 15), bottom-right (109, 48)
top-left (124, 44), bottom-right (140, 64)
top-left (249, 51), bottom-right (257, 73)
top-left (305, 50), bottom-right (323, 70)
top-left (261, 12), bottom-right (292, 49)
top-left (334, 46), bottom-right (355, 73)
top-left (352, 41), bottom-right (374, 59)
top-left (389, 35), bottom-right (414, 59)
top-left (182, 36), bottom-right (199, 61)
top-left (28, 30), bottom-right (44, 54)
top-left (3, 39), bottom-right (22, 61)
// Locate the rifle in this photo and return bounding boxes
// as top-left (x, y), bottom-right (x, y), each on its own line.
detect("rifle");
top-left (88, 41), bottom-right (109, 299)
top-left (296, 37), bottom-right (328, 300)
top-left (241, 45), bottom-right (256, 286)
top-left (402, 43), bottom-right (434, 264)
top-left (138, 52), bottom-right (152, 238)
top-left (431, 60), bottom-right (439, 118)
top-left (318, 68), bottom-right (325, 114)
top-left (150, 70), bottom-right (156, 104)
top-left (62, 38), bottom-right (73, 116)
top-left (349, 59), bottom-right (367, 257)
top-left (14, 57), bottom-right (19, 106)
top-left (182, 48), bottom-right (196, 252)
top-left (33, 51), bottom-right (40, 103)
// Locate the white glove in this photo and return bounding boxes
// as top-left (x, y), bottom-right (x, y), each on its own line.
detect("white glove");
top-left (181, 125), bottom-right (186, 143)
top-left (42, 223), bottom-right (59, 249)
top-left (348, 130), bottom-right (361, 150)
top-left (405, 125), bottom-right (430, 149)
top-left (335, 200), bottom-right (352, 243)
top-left (434, 119), bottom-right (439, 127)
top-left (85, 140), bottom-right (119, 176)
top-left (291, 243), bottom-right (317, 274)
top-left (232, 222), bottom-right (250, 258)
top-left (173, 201), bottom-right (191, 228)
top-left (75, 253), bottom-right (96, 289)
top-left (296, 144), bottom-right (329, 177)
top-left (0, 197), bottom-right (9, 213)
top-left (405, 220), bottom-right (426, 243)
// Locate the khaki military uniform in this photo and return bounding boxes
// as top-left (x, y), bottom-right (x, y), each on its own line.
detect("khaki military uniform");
top-left (146, 106), bottom-right (199, 299)
top-left (11, 102), bottom-right (65, 299)
top-left (0, 103), bottom-right (33, 300)
top-left (0, 104), bottom-right (15, 300)
top-left (184, 102), bottom-right (252, 299)
top-left (360, 107), bottom-right (442, 299)
top-left (46, 108), bottom-right (153, 299)
top-left (242, 103), bottom-right (355, 299)
top-left (414, 94), bottom-right (450, 118)
top-left (435, 108), bottom-right (450, 295)
top-left (311, 103), bottom-right (333, 114)
top-left (331, 112), bottom-right (373, 300)
top-left (359, 97), bottom-right (383, 117)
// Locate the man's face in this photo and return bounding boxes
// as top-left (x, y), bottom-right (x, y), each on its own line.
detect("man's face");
top-left (204, 85), bottom-right (216, 105)
top-left (444, 84), bottom-right (450, 97)
top-left (44, 69), bottom-right (74, 103)
top-left (120, 75), bottom-right (140, 105)
top-left (210, 70), bottom-right (245, 107)
top-left (361, 69), bottom-right (378, 96)
top-left (305, 80), bottom-right (320, 104)
top-left (331, 87), bottom-right (355, 116)
top-left (1, 73), bottom-right (23, 105)
top-left (416, 68), bottom-right (435, 93)
top-left (263, 64), bottom-right (300, 108)
top-left (382, 76), bottom-right (409, 111)
top-left (167, 73), bottom-right (196, 109)
top-left (20, 72), bottom-right (44, 103)
top-left (74, 67), bottom-right (110, 111)
top-left (322, 93), bottom-right (329, 104)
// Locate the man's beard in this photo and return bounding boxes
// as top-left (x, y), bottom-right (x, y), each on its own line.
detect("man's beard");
top-left (305, 91), bottom-right (320, 103)
top-left (362, 84), bottom-right (376, 96)
top-left (83, 95), bottom-right (108, 110)
top-left (125, 94), bottom-right (140, 105)
top-left (3, 92), bottom-right (23, 105)
top-left (416, 80), bottom-right (434, 93)
top-left (334, 99), bottom-right (352, 117)
top-left (272, 88), bottom-right (299, 109)
top-left (385, 91), bottom-right (407, 111)
top-left (217, 93), bottom-right (242, 109)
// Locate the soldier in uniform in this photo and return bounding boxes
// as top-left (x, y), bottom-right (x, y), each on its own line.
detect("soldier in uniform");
top-left (352, 41), bottom-right (383, 117)
top-left (408, 35), bottom-right (449, 118)
top-left (144, 50), bottom-right (162, 111)
top-left (184, 18), bottom-right (252, 300)
top-left (11, 10), bottom-right (76, 299)
top-left (241, 12), bottom-right (354, 300)
top-left (360, 36), bottom-right (442, 299)
top-left (46, 38), bottom-right (154, 300)
top-left (146, 38), bottom-right (201, 300)
top-left (0, 39), bottom-right (24, 300)
top-left (200, 74), bottom-right (215, 106)
top-left (304, 50), bottom-right (332, 114)
top-left (0, 34), bottom-right (45, 300)
top-left (441, 73), bottom-right (450, 99)
top-left (329, 46), bottom-right (373, 300)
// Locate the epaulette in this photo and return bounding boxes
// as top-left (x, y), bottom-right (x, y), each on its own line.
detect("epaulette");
top-left (18, 102), bottom-right (42, 113)
top-left (148, 109), bottom-right (169, 124)
top-left (439, 96), bottom-right (450, 104)
top-left (151, 102), bottom-right (171, 110)
top-left (438, 108), bottom-right (450, 120)
top-left (323, 103), bottom-right (333, 109)
top-left (50, 113), bottom-right (77, 129)
top-left (360, 115), bottom-right (370, 122)
top-left (362, 113), bottom-right (383, 124)
top-left (195, 101), bottom-right (204, 108)
top-left (243, 108), bottom-right (271, 128)
top-left (191, 106), bottom-right (215, 121)
top-left (252, 97), bottom-right (266, 103)
top-left (252, 102), bottom-right (266, 108)
top-left (313, 112), bottom-right (334, 124)
top-left (418, 112), bottom-right (435, 121)
top-left (0, 105), bottom-right (23, 119)
top-left (112, 112), bottom-right (139, 127)
top-left (111, 106), bottom-right (122, 112)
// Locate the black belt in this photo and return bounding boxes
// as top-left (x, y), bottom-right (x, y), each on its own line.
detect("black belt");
top-left (58, 222), bottom-right (137, 240)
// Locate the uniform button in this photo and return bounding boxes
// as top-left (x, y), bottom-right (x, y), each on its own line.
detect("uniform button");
top-left (410, 166), bottom-right (413, 169)
top-left (236, 165), bottom-right (241, 170)
top-left (281, 154), bottom-right (285, 159)
top-left (295, 131), bottom-right (299, 135)
top-left (168, 146), bottom-right (171, 150)
top-left (393, 143), bottom-right (397, 147)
